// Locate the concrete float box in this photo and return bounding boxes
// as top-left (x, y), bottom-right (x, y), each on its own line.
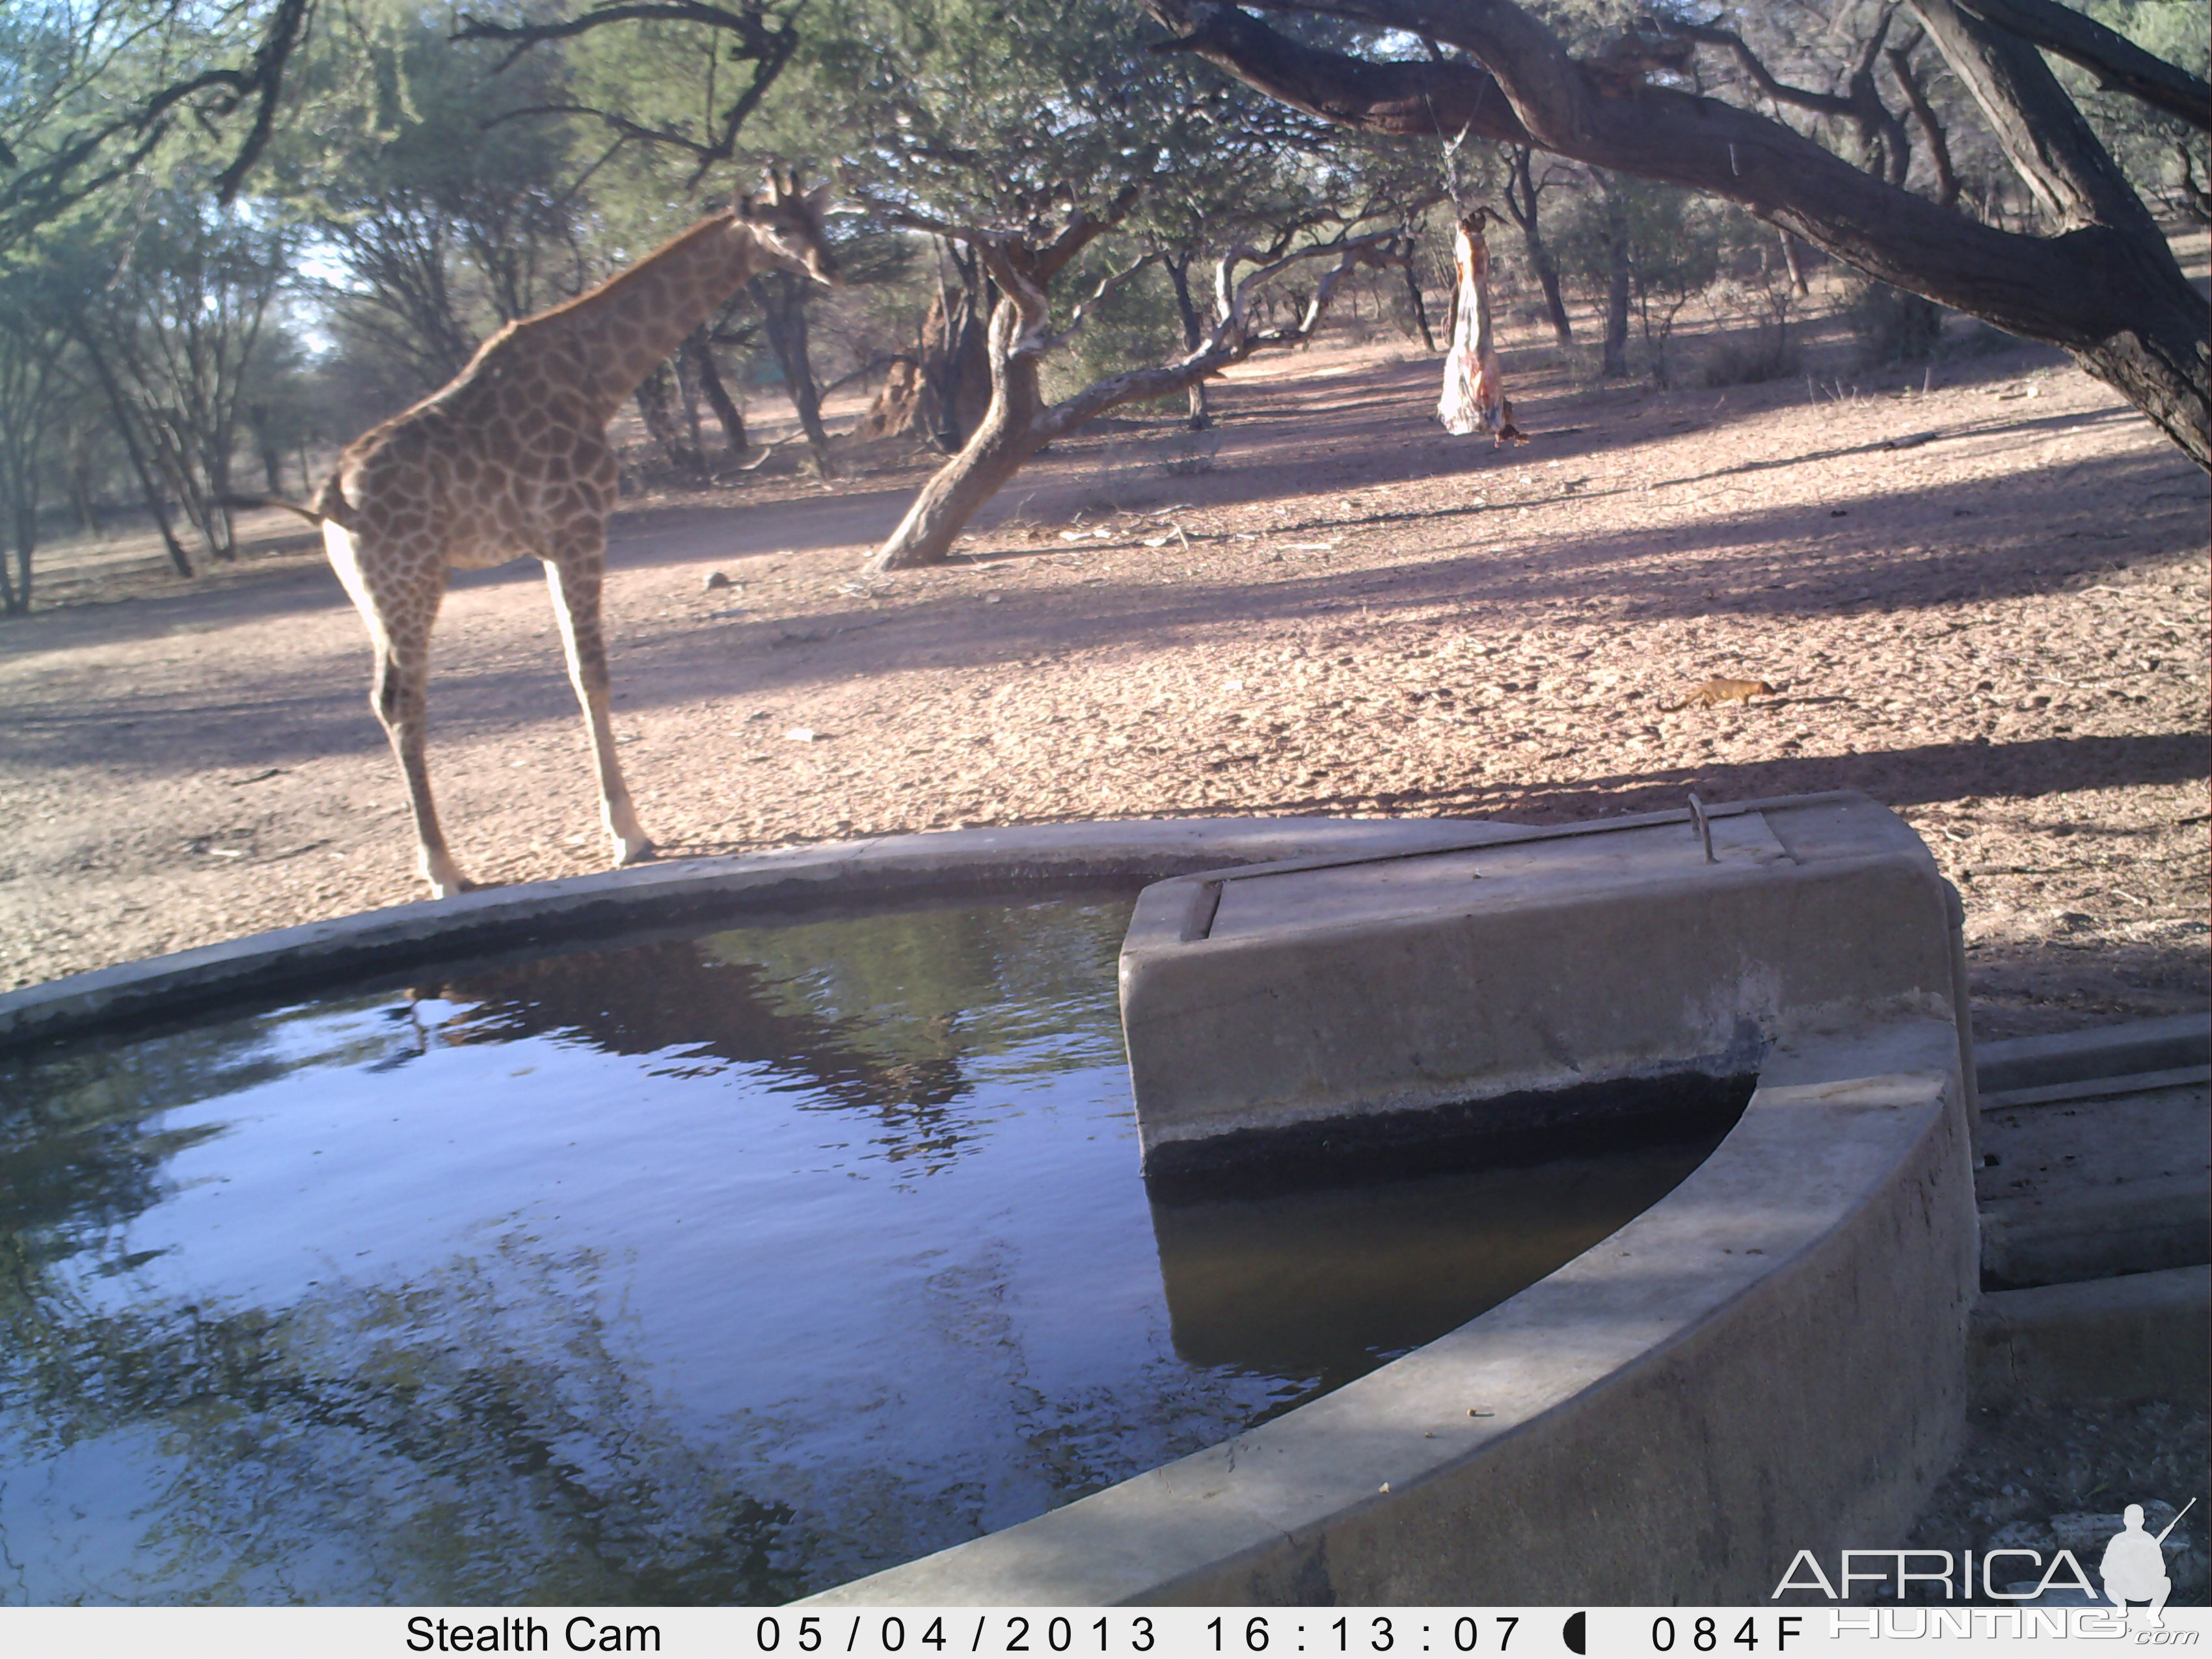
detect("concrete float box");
top-left (1120, 790), bottom-right (1974, 1189)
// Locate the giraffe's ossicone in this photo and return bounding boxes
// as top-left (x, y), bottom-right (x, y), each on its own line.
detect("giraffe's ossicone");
top-left (293, 172), bottom-right (838, 898)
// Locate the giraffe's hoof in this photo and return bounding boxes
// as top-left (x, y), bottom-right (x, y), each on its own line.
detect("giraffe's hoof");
top-left (424, 863), bottom-right (476, 899)
top-left (614, 838), bottom-right (657, 867)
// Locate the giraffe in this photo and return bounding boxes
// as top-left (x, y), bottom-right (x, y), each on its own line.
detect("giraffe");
top-left (1438, 208), bottom-right (1526, 448)
top-left (277, 173), bottom-right (838, 898)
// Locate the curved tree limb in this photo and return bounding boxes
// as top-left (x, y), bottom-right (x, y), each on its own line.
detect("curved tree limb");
top-left (1887, 29), bottom-right (1962, 209)
top-left (452, 0), bottom-right (802, 184)
top-left (1145, 0), bottom-right (2209, 468)
top-left (1950, 0), bottom-right (2211, 133)
top-left (865, 221), bottom-right (1409, 571)
top-left (0, 0), bottom-right (316, 245)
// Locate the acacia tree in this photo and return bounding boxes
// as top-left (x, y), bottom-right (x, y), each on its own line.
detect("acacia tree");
top-left (777, 0), bottom-right (1435, 568)
top-left (867, 207), bottom-right (1409, 570)
top-left (0, 263), bottom-right (75, 614)
top-left (280, 10), bottom-right (602, 399)
top-left (65, 182), bottom-right (292, 563)
top-left (1142, 0), bottom-right (2212, 469)
top-left (0, 0), bottom-right (314, 254)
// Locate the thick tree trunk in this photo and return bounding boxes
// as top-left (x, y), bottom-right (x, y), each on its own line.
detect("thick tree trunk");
top-left (866, 299), bottom-right (1045, 571)
top-left (761, 270), bottom-right (833, 476)
top-left (1164, 254), bottom-right (1214, 427)
top-left (633, 364), bottom-right (705, 480)
top-left (684, 327), bottom-right (748, 457)
top-left (1502, 147), bottom-right (1573, 344)
top-left (1779, 232), bottom-right (1811, 295)
top-left (1602, 217), bottom-right (1632, 377)
top-left (1144, 0), bottom-right (2211, 468)
top-left (926, 284), bottom-right (994, 451)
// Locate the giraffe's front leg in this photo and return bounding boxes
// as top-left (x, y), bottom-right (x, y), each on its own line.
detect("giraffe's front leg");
top-left (545, 549), bottom-right (654, 869)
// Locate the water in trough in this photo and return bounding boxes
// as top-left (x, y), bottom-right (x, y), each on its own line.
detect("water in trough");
top-left (0, 891), bottom-right (1734, 1604)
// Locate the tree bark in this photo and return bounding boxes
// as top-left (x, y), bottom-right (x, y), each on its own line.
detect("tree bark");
top-left (926, 280), bottom-right (994, 451)
top-left (1779, 231), bottom-right (1811, 295)
top-left (1142, 0), bottom-right (2211, 468)
top-left (865, 226), bottom-right (1407, 572)
top-left (1946, 0), bottom-right (2212, 131)
top-left (760, 269), bottom-right (833, 475)
top-left (684, 326), bottom-right (748, 458)
top-left (867, 297), bottom-right (1048, 571)
top-left (633, 363), bottom-right (704, 480)
top-left (1501, 147), bottom-right (1572, 344)
top-left (1399, 237), bottom-right (1439, 351)
top-left (1586, 176), bottom-right (1630, 377)
top-left (1164, 253), bottom-right (1214, 427)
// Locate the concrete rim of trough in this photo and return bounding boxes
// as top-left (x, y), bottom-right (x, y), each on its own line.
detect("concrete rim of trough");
top-left (803, 1018), bottom-right (1976, 1606)
top-left (0, 815), bottom-right (1535, 1052)
top-left (0, 795), bottom-right (1891, 1053)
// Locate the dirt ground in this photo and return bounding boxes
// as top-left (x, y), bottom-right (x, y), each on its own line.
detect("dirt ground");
top-left (5, 279), bottom-right (2205, 1036)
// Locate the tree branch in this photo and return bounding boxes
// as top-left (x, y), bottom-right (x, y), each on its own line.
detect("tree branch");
top-left (1032, 232), bottom-right (1403, 440)
top-left (1952, 0), bottom-right (2211, 133)
top-left (453, 0), bottom-right (800, 182)
top-left (1886, 31), bottom-right (1961, 208)
top-left (0, 0), bottom-right (317, 243)
top-left (1660, 18), bottom-right (1857, 119)
top-left (1144, 0), bottom-right (2209, 468)
top-left (1040, 250), bottom-right (1167, 355)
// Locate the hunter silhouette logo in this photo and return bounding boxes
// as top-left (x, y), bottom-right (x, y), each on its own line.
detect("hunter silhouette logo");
top-left (1771, 1496), bottom-right (2198, 1606)
top-left (2101, 1499), bottom-right (2194, 1626)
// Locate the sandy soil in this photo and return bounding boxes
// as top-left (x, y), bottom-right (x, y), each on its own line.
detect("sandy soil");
top-left (5, 301), bottom-right (2205, 1038)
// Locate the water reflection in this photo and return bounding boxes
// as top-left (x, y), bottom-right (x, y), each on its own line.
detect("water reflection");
top-left (1150, 1145), bottom-right (1720, 1390)
top-left (0, 891), bottom-right (1736, 1605)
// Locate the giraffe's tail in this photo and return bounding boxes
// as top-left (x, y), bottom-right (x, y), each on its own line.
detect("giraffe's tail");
top-left (219, 492), bottom-right (325, 526)
top-left (220, 480), bottom-right (358, 532)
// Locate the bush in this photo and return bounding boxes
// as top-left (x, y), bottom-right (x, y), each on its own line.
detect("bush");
top-left (1701, 324), bottom-right (1802, 386)
top-left (1844, 278), bottom-right (1945, 365)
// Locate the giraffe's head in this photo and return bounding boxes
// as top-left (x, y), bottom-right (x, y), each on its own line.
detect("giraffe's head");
top-left (737, 170), bottom-right (842, 288)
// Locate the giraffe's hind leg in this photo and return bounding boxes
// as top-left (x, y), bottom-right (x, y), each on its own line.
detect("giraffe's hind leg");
top-left (326, 522), bottom-right (470, 897)
top-left (544, 543), bottom-right (653, 869)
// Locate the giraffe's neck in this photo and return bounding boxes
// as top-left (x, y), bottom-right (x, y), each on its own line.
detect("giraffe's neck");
top-left (545, 215), bottom-right (774, 420)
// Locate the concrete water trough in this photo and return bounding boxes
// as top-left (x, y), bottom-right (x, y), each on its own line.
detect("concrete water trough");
top-left (1, 794), bottom-right (1984, 1605)
top-left (813, 791), bottom-right (1983, 1604)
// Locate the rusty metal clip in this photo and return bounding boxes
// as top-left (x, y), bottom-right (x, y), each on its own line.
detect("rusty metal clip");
top-left (1687, 792), bottom-right (1716, 864)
